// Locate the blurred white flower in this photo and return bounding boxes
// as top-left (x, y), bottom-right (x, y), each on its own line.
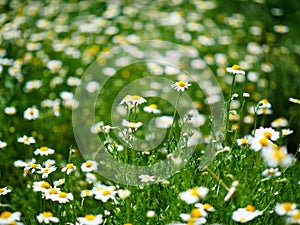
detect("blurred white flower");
top-left (24, 106), bottom-right (39, 120)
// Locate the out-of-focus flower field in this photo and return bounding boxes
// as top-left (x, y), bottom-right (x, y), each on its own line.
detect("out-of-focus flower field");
top-left (0, 0), bottom-right (300, 224)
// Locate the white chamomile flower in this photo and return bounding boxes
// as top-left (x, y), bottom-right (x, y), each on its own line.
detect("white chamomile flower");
top-left (226, 65), bottom-right (245, 75)
top-left (171, 80), bottom-right (191, 92)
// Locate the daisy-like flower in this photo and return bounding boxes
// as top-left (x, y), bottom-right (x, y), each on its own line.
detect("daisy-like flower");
top-left (250, 136), bottom-right (272, 152)
top-left (86, 173), bottom-right (97, 184)
top-left (171, 80), bottom-right (192, 92)
top-left (138, 174), bottom-right (155, 183)
top-left (46, 60), bottom-right (62, 73)
top-left (224, 186), bottom-right (237, 202)
top-left (259, 98), bottom-right (271, 107)
top-left (232, 205), bottom-right (263, 223)
top-left (0, 140), bottom-right (7, 149)
top-left (24, 106), bottom-right (39, 120)
top-left (32, 181), bottom-right (51, 193)
top-left (274, 25), bottom-right (289, 33)
top-left (226, 65), bottom-right (245, 75)
top-left (77, 214), bottom-right (103, 225)
top-left (117, 189), bottom-right (131, 200)
top-left (37, 212), bottom-right (59, 224)
top-left (90, 121), bottom-right (104, 134)
top-left (179, 187), bottom-right (209, 204)
top-left (275, 202), bottom-right (297, 216)
top-left (119, 95), bottom-right (147, 106)
top-left (34, 147), bottom-right (55, 156)
top-left (289, 97), bottom-right (300, 105)
top-left (4, 106), bottom-right (17, 115)
top-left (0, 187), bottom-right (11, 196)
top-left (271, 117), bottom-right (288, 128)
top-left (93, 184), bottom-right (117, 203)
top-left (155, 116), bottom-right (173, 129)
top-left (179, 211), bottom-right (207, 224)
top-left (80, 189), bottom-right (93, 198)
top-left (24, 80), bottom-right (42, 92)
top-left (195, 203), bottom-right (215, 212)
top-left (254, 127), bottom-right (280, 141)
top-left (44, 159), bottom-right (56, 168)
top-left (281, 128), bottom-right (294, 136)
top-left (261, 144), bottom-right (293, 168)
top-left (121, 119), bottom-right (143, 129)
top-left (51, 191), bottom-right (74, 204)
top-left (61, 163), bottom-right (76, 175)
top-left (143, 104), bottom-right (161, 114)
top-left (0, 211), bottom-right (23, 225)
top-left (286, 209), bottom-right (300, 224)
top-left (237, 136), bottom-right (251, 146)
top-left (24, 162), bottom-right (41, 174)
top-left (261, 168), bottom-right (281, 177)
top-left (81, 160), bottom-right (98, 172)
top-left (224, 181), bottom-right (239, 202)
top-left (37, 166), bottom-right (57, 179)
top-left (14, 158), bottom-right (36, 168)
top-left (17, 135), bottom-right (36, 145)
top-left (53, 178), bottom-right (65, 187)
top-left (44, 186), bottom-right (61, 201)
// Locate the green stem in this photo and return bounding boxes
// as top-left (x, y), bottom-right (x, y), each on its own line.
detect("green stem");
top-left (205, 167), bottom-right (230, 191)
top-left (225, 74), bottom-right (237, 144)
top-left (167, 93), bottom-right (181, 150)
top-left (232, 98), bottom-right (246, 148)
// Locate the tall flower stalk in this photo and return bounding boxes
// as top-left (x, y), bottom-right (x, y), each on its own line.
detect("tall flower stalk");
top-left (224, 65), bottom-right (245, 143)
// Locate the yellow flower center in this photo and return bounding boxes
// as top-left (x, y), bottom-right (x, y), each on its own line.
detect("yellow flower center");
top-left (177, 81), bottom-right (186, 87)
top-left (188, 217), bottom-right (196, 224)
top-left (191, 208), bottom-right (202, 217)
top-left (30, 163), bottom-right (37, 168)
top-left (58, 192), bottom-right (67, 198)
top-left (24, 136), bottom-right (29, 142)
top-left (9, 221), bottom-right (17, 225)
top-left (293, 211), bottom-right (300, 219)
top-left (149, 104), bottom-right (157, 109)
top-left (282, 202), bottom-right (293, 211)
top-left (43, 168), bottom-right (50, 173)
top-left (41, 181), bottom-right (51, 189)
top-left (263, 131), bottom-right (272, 139)
top-left (84, 190), bottom-right (91, 195)
top-left (49, 188), bottom-right (58, 194)
top-left (274, 149), bottom-right (284, 161)
top-left (246, 205), bottom-right (256, 212)
top-left (191, 187), bottom-right (200, 197)
top-left (0, 211), bottom-right (12, 218)
top-left (0, 188), bottom-right (4, 193)
top-left (66, 164), bottom-right (74, 169)
top-left (131, 95), bottom-right (141, 101)
top-left (203, 203), bottom-right (212, 210)
top-left (102, 189), bottom-right (112, 196)
top-left (85, 214), bottom-right (95, 220)
top-left (86, 161), bottom-right (93, 167)
top-left (240, 138), bottom-right (249, 145)
top-left (42, 212), bottom-right (53, 217)
top-left (128, 122), bottom-right (138, 128)
top-left (267, 169), bottom-right (275, 175)
top-left (259, 137), bottom-right (269, 147)
top-left (29, 109), bottom-right (35, 115)
top-left (40, 147), bottom-right (49, 151)
top-left (232, 65), bottom-right (241, 70)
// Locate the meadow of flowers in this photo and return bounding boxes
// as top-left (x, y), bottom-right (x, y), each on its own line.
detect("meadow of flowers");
top-left (0, 0), bottom-right (300, 224)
